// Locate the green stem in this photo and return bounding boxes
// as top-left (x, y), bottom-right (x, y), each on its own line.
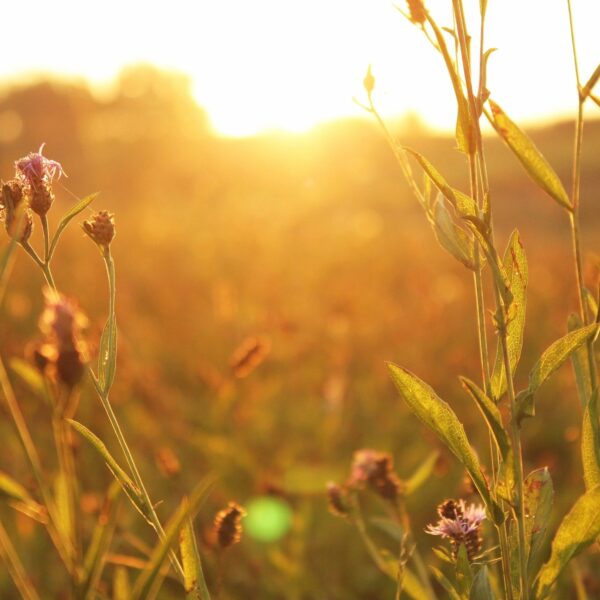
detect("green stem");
top-left (0, 357), bottom-right (74, 574)
top-left (42, 215), bottom-right (51, 263)
top-left (0, 518), bottom-right (41, 600)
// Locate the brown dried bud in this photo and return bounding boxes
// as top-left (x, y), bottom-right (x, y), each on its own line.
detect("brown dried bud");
top-left (83, 211), bottom-right (115, 248)
top-left (30, 182), bottom-right (55, 216)
top-left (214, 502), bottom-right (246, 549)
top-left (230, 335), bottom-right (271, 378)
top-left (348, 449), bottom-right (404, 502)
top-left (55, 347), bottom-right (86, 388)
top-left (26, 342), bottom-right (56, 375)
top-left (326, 482), bottom-right (350, 518)
top-left (2, 180), bottom-right (33, 243)
top-left (363, 65), bottom-right (375, 95)
top-left (406, 0), bottom-right (427, 25)
top-left (437, 499), bottom-right (463, 520)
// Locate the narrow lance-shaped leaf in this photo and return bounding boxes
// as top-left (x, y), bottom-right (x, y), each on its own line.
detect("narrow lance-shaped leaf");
top-left (67, 419), bottom-right (150, 522)
top-left (388, 363), bottom-right (504, 524)
top-left (469, 565), bottom-right (494, 600)
top-left (524, 468), bottom-right (553, 582)
top-left (131, 477), bottom-right (215, 600)
top-left (582, 390), bottom-right (600, 491)
top-left (535, 485), bottom-right (600, 599)
top-left (568, 314), bottom-right (592, 407)
top-left (429, 196), bottom-right (476, 271)
top-left (487, 101), bottom-right (571, 210)
top-left (460, 377), bottom-right (510, 462)
top-left (405, 451), bottom-right (439, 496)
top-left (404, 148), bottom-right (477, 217)
top-left (180, 518), bottom-right (211, 600)
top-left (517, 324), bottom-right (599, 421)
top-left (48, 192), bottom-right (99, 259)
top-left (491, 230), bottom-right (528, 400)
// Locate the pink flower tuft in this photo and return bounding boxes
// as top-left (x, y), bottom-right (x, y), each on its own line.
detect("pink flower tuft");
top-left (15, 144), bottom-right (66, 190)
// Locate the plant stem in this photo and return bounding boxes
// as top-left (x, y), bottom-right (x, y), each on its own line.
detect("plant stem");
top-left (0, 518), bottom-right (41, 600)
top-left (0, 357), bottom-right (75, 574)
top-left (42, 215), bottom-right (51, 262)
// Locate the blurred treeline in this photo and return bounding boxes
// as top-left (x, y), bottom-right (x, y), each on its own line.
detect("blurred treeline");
top-left (0, 65), bottom-right (599, 597)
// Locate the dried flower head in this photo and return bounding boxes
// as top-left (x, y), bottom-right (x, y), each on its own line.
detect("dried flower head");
top-left (214, 502), bottom-right (246, 549)
top-left (348, 449), bottom-right (404, 501)
top-left (37, 289), bottom-right (88, 389)
top-left (15, 144), bottom-right (65, 190)
top-left (230, 335), bottom-right (271, 378)
top-left (83, 211), bottom-right (115, 248)
top-left (425, 498), bottom-right (485, 561)
top-left (406, 0), bottom-right (427, 25)
top-left (326, 482), bottom-right (351, 518)
top-left (1, 179), bottom-right (33, 242)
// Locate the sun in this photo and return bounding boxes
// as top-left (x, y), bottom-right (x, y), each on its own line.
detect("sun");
top-left (0, 0), bottom-right (598, 137)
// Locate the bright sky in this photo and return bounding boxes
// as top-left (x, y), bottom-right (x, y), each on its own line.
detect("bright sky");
top-left (0, 0), bottom-right (598, 137)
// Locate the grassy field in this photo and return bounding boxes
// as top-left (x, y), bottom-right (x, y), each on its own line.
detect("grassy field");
top-left (0, 68), bottom-right (599, 597)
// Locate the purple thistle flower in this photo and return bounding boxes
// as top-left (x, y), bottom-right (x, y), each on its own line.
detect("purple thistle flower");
top-left (15, 143), bottom-right (66, 190)
top-left (425, 499), bottom-right (486, 561)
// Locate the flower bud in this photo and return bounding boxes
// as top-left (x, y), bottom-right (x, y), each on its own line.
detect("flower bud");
top-left (83, 211), bottom-right (115, 248)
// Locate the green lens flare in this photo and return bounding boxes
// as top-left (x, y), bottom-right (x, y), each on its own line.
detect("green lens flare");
top-left (244, 496), bottom-right (293, 542)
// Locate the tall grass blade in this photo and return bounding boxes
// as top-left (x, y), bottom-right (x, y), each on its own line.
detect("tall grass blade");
top-left (180, 517), bottom-right (211, 600)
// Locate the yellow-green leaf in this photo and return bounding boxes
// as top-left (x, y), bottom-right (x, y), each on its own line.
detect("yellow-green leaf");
top-left (0, 471), bottom-right (32, 504)
top-left (388, 363), bottom-right (503, 524)
top-left (405, 451), bottom-right (439, 496)
top-left (114, 566), bottom-right (131, 600)
top-left (535, 485), bottom-right (600, 599)
top-left (524, 468), bottom-right (553, 581)
top-left (404, 148), bottom-right (477, 216)
top-left (180, 518), bottom-right (211, 600)
top-left (469, 565), bottom-right (494, 600)
top-left (582, 390), bottom-right (600, 491)
top-left (488, 101), bottom-right (571, 210)
top-left (491, 230), bottom-right (528, 400)
top-left (132, 477), bottom-right (215, 600)
top-left (568, 314), bottom-right (592, 407)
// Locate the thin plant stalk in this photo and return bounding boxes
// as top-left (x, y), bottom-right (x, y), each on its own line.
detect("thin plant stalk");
top-left (0, 518), bottom-right (41, 600)
top-left (566, 0), bottom-right (599, 395)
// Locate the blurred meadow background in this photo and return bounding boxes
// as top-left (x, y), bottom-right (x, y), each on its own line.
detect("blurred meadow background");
top-left (1, 0), bottom-right (599, 598)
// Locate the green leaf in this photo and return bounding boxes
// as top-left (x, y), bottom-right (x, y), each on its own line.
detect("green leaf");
top-left (98, 314), bottom-right (117, 393)
top-left (535, 485), bottom-right (600, 599)
top-left (114, 566), bottom-right (132, 600)
top-left (9, 358), bottom-right (47, 400)
top-left (388, 363), bottom-right (504, 524)
top-left (67, 419), bottom-right (149, 522)
top-left (455, 543), bottom-right (473, 597)
top-left (80, 481), bottom-right (123, 600)
top-left (582, 390), bottom-right (600, 491)
top-left (469, 565), bottom-right (494, 600)
top-left (48, 192), bottom-right (99, 259)
top-left (460, 377), bottom-right (510, 462)
top-left (131, 477), bottom-right (215, 600)
top-left (405, 451), bottom-right (439, 496)
top-left (568, 314), bottom-right (592, 407)
top-left (404, 148), bottom-right (477, 216)
top-left (490, 230), bottom-right (528, 400)
top-left (487, 101), bottom-right (571, 210)
top-left (524, 468), bottom-right (554, 581)
top-left (369, 517), bottom-right (403, 542)
top-left (431, 566), bottom-right (463, 600)
top-left (0, 471), bottom-right (33, 503)
top-left (180, 518), bottom-right (211, 600)
top-left (429, 196), bottom-right (476, 270)
top-left (517, 324), bottom-right (599, 421)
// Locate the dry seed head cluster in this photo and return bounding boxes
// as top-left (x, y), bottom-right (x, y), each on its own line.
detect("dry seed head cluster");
top-left (213, 502), bottom-right (246, 549)
top-left (83, 210), bottom-right (116, 248)
top-left (348, 448), bottom-right (404, 502)
top-left (406, 0), bottom-right (427, 25)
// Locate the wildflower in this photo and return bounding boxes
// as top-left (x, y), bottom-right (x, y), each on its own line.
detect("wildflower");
top-left (348, 449), bottom-right (404, 502)
top-left (37, 288), bottom-right (88, 389)
top-left (425, 499), bottom-right (485, 561)
top-left (326, 482), bottom-right (351, 518)
top-left (406, 0), bottom-right (427, 25)
top-left (214, 502), bottom-right (246, 549)
top-left (14, 144), bottom-right (65, 216)
top-left (1, 179), bottom-right (33, 242)
top-left (83, 211), bottom-right (115, 248)
top-left (15, 144), bottom-right (65, 190)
